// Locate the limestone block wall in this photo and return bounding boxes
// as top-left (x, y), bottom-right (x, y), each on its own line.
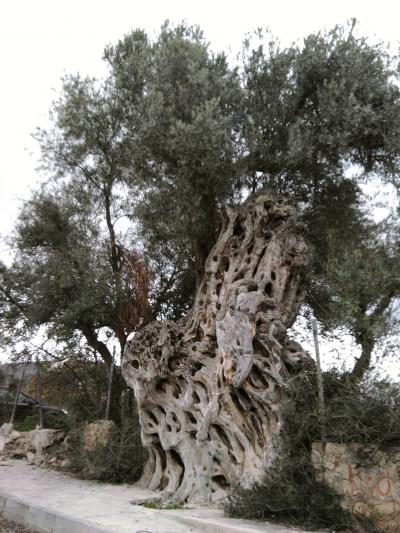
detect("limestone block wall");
top-left (312, 442), bottom-right (400, 532)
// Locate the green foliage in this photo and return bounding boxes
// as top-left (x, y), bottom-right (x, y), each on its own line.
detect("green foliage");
top-left (226, 370), bottom-right (400, 530)
top-left (0, 402), bottom-right (10, 426)
top-left (0, 185), bottom-right (152, 365)
top-left (312, 231), bottom-right (399, 337)
top-left (105, 22), bottom-right (242, 277)
top-left (141, 502), bottom-right (184, 510)
top-left (241, 25), bottom-right (400, 376)
top-left (40, 355), bottom-right (111, 422)
top-left (308, 215), bottom-right (400, 380)
top-left (322, 372), bottom-right (400, 449)
top-left (13, 415), bottom-right (39, 432)
top-left (0, 400), bottom-right (68, 431)
top-left (67, 392), bottom-right (147, 484)
top-left (242, 23), bottom-right (400, 195)
top-left (226, 462), bottom-right (352, 530)
top-left (1, 20), bottom-right (400, 379)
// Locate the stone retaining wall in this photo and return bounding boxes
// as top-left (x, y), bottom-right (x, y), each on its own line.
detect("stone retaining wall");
top-left (312, 442), bottom-right (400, 532)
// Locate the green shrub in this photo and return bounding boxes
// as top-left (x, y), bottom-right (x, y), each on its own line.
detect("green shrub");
top-left (322, 371), bottom-right (400, 450)
top-left (67, 391), bottom-right (147, 484)
top-left (42, 410), bottom-right (70, 430)
top-left (225, 370), bottom-right (398, 531)
top-left (14, 415), bottom-right (38, 432)
top-left (0, 402), bottom-right (10, 426)
top-left (226, 459), bottom-right (352, 530)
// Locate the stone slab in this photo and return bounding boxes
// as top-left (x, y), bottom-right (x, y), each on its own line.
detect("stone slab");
top-left (312, 442), bottom-right (400, 532)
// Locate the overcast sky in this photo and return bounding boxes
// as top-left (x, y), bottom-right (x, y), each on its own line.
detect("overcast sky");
top-left (0, 0), bottom-right (399, 375)
top-left (1, 0), bottom-right (400, 252)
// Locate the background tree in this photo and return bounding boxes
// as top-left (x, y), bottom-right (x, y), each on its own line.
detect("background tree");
top-left (239, 23), bottom-right (400, 378)
top-left (0, 187), bottom-right (152, 365)
top-left (309, 216), bottom-right (400, 381)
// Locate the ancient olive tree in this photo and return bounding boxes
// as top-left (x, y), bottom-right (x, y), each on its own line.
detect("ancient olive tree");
top-left (122, 195), bottom-right (312, 502)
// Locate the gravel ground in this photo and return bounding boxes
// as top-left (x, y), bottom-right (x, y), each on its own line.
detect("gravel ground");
top-left (0, 517), bottom-right (37, 532)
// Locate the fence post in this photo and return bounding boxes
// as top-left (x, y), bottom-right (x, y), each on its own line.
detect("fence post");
top-left (36, 357), bottom-right (43, 428)
top-left (10, 366), bottom-right (26, 425)
top-left (312, 319), bottom-right (326, 443)
top-left (105, 347), bottom-right (115, 420)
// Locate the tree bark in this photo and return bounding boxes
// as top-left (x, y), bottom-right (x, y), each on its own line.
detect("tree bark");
top-left (103, 185), bottom-right (121, 274)
top-left (351, 291), bottom-right (395, 382)
top-left (122, 194), bottom-right (313, 502)
top-left (80, 323), bottom-right (113, 366)
top-left (351, 335), bottom-right (375, 383)
top-left (193, 195), bottom-right (219, 287)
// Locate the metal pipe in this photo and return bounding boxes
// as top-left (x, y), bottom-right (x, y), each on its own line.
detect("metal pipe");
top-left (105, 347), bottom-right (115, 420)
top-left (36, 357), bottom-right (43, 428)
top-left (10, 366), bottom-right (26, 425)
top-left (312, 319), bottom-right (326, 442)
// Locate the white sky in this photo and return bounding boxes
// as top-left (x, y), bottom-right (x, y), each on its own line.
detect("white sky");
top-left (0, 0), bottom-right (399, 376)
top-left (1, 0), bottom-right (400, 247)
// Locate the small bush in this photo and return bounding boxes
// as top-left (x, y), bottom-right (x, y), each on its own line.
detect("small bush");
top-left (226, 459), bottom-right (352, 530)
top-left (42, 410), bottom-right (70, 430)
top-left (0, 402), bottom-right (10, 426)
top-left (14, 415), bottom-right (38, 432)
top-left (225, 370), bottom-right (398, 531)
top-left (67, 391), bottom-right (147, 484)
top-left (322, 371), bottom-right (400, 450)
top-left (142, 502), bottom-right (184, 510)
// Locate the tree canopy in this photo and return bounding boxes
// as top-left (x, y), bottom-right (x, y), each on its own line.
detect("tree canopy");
top-left (1, 21), bottom-right (399, 379)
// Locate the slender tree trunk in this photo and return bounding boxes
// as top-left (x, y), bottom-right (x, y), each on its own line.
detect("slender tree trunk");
top-left (351, 292), bottom-right (395, 382)
top-left (104, 183), bottom-right (129, 355)
top-left (351, 335), bottom-right (375, 383)
top-left (105, 348), bottom-right (115, 420)
top-left (10, 367), bottom-right (26, 424)
top-left (103, 185), bottom-right (121, 274)
top-left (36, 357), bottom-right (43, 428)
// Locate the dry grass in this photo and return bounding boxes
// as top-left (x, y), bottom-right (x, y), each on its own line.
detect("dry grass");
top-left (0, 517), bottom-right (38, 533)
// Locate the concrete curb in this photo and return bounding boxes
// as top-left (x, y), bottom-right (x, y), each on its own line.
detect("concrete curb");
top-left (165, 512), bottom-right (291, 533)
top-left (0, 492), bottom-right (106, 533)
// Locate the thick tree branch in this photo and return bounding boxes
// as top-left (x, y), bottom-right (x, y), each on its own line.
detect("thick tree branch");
top-left (79, 322), bottom-right (113, 366)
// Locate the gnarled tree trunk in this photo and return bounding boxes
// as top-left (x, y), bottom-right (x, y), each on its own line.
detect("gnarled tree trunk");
top-left (122, 194), bottom-right (313, 502)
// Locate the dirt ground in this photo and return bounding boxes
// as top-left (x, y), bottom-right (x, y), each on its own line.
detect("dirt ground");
top-left (0, 517), bottom-right (37, 532)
